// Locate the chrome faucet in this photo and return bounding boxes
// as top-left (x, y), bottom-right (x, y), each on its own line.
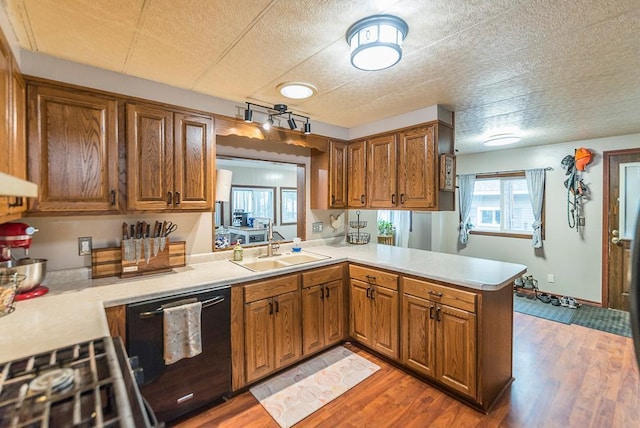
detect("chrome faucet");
top-left (265, 219), bottom-right (279, 257)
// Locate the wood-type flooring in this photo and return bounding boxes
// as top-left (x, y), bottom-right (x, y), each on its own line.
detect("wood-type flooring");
top-left (175, 312), bottom-right (640, 427)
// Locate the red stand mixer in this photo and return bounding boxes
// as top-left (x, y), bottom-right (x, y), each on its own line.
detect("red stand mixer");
top-left (0, 222), bottom-right (48, 300)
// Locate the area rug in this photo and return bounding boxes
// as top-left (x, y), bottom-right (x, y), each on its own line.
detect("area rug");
top-left (570, 305), bottom-right (632, 337)
top-left (514, 294), bottom-right (574, 324)
top-left (250, 346), bottom-right (380, 428)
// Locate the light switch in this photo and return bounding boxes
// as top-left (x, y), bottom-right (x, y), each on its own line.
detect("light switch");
top-left (78, 237), bottom-right (92, 256)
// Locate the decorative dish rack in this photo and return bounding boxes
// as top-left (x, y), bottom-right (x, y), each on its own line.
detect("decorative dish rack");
top-left (0, 272), bottom-right (25, 317)
top-left (347, 211), bottom-right (371, 245)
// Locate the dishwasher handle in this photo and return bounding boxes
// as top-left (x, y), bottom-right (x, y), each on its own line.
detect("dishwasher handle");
top-left (138, 295), bottom-right (225, 319)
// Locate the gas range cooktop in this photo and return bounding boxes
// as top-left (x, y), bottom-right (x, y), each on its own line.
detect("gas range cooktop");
top-left (0, 337), bottom-right (151, 427)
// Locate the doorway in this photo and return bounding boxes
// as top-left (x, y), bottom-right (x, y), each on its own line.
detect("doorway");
top-left (603, 148), bottom-right (640, 310)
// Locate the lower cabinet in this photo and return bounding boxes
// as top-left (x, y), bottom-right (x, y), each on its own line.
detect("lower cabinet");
top-left (301, 265), bottom-right (345, 355)
top-left (244, 274), bottom-right (302, 383)
top-left (402, 277), bottom-right (477, 399)
top-left (349, 265), bottom-right (399, 359)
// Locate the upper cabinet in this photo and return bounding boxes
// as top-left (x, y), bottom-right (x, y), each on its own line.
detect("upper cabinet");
top-left (126, 104), bottom-right (214, 211)
top-left (310, 140), bottom-right (348, 209)
top-left (347, 139), bottom-right (367, 208)
top-left (366, 133), bottom-right (398, 208)
top-left (398, 125), bottom-right (437, 209)
top-left (27, 83), bottom-right (120, 213)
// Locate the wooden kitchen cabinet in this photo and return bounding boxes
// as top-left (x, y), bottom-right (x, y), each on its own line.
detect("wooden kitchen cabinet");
top-left (349, 265), bottom-right (399, 359)
top-left (402, 277), bottom-right (477, 399)
top-left (347, 139), bottom-right (367, 207)
top-left (366, 133), bottom-right (397, 208)
top-left (105, 305), bottom-right (127, 343)
top-left (301, 265), bottom-right (345, 355)
top-left (398, 125), bottom-right (437, 209)
top-left (244, 274), bottom-right (301, 383)
top-left (127, 104), bottom-right (214, 211)
top-left (27, 83), bottom-right (119, 213)
top-left (310, 140), bottom-right (348, 209)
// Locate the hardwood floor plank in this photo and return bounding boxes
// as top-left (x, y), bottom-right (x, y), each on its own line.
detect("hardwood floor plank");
top-left (175, 313), bottom-right (640, 428)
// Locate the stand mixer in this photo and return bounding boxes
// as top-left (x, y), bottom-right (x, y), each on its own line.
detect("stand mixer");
top-left (0, 222), bottom-right (48, 299)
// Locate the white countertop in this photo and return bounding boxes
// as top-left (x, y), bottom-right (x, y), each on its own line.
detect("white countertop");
top-left (0, 242), bottom-right (525, 363)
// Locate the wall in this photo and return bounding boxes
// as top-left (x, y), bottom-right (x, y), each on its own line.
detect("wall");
top-left (432, 133), bottom-right (640, 304)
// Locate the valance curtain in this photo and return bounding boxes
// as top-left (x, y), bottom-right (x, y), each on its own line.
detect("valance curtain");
top-left (525, 168), bottom-right (545, 248)
top-left (458, 174), bottom-right (476, 244)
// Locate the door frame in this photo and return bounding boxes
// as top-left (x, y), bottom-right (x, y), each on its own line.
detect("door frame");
top-left (602, 148), bottom-right (640, 308)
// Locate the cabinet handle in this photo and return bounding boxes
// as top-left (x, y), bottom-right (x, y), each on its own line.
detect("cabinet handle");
top-left (320, 286), bottom-right (325, 300)
top-left (274, 299), bottom-right (279, 313)
top-left (8, 197), bottom-right (23, 208)
top-left (429, 304), bottom-right (435, 319)
top-left (175, 191), bottom-right (181, 205)
top-left (360, 194), bottom-right (365, 204)
top-left (400, 193), bottom-right (405, 204)
top-left (391, 194), bottom-right (396, 204)
top-left (428, 290), bottom-right (443, 298)
top-left (110, 190), bottom-right (116, 206)
top-left (370, 287), bottom-right (375, 300)
top-left (365, 275), bottom-right (377, 284)
top-left (331, 194), bottom-right (335, 205)
top-left (366, 287), bottom-right (370, 299)
top-left (325, 285), bottom-right (330, 299)
top-left (269, 301), bottom-right (273, 315)
top-left (436, 306), bottom-right (441, 322)
top-left (167, 192), bottom-right (173, 205)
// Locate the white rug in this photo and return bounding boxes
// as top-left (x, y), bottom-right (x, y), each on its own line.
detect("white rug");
top-left (250, 346), bottom-right (380, 427)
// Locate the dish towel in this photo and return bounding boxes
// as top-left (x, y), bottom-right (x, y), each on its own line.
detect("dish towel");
top-left (163, 300), bottom-right (203, 365)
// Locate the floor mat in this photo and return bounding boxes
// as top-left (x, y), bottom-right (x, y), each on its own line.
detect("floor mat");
top-left (514, 294), bottom-right (574, 324)
top-left (569, 304), bottom-right (632, 337)
top-left (250, 346), bottom-right (380, 428)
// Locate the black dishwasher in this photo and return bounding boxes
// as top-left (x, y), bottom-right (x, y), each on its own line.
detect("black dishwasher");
top-left (126, 285), bottom-right (231, 423)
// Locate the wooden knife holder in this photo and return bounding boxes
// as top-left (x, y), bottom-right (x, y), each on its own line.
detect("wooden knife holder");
top-left (120, 237), bottom-right (171, 278)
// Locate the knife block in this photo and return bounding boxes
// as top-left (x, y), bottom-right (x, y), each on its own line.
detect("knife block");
top-left (120, 237), bottom-right (171, 278)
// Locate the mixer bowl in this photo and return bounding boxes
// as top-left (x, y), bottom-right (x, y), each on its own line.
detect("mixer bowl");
top-left (0, 258), bottom-right (47, 293)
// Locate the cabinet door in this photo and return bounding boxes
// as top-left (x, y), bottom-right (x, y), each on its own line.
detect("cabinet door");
top-left (349, 279), bottom-right (373, 347)
top-left (302, 284), bottom-right (324, 355)
top-left (347, 139), bottom-right (367, 207)
top-left (324, 279), bottom-right (345, 345)
top-left (398, 125), bottom-right (437, 209)
top-left (8, 63), bottom-right (26, 216)
top-left (273, 291), bottom-right (302, 369)
top-left (127, 104), bottom-right (174, 210)
top-left (329, 141), bottom-right (348, 208)
top-left (244, 299), bottom-right (275, 383)
top-left (371, 285), bottom-right (399, 359)
top-left (27, 85), bottom-right (119, 212)
top-left (173, 113), bottom-right (214, 210)
top-left (367, 133), bottom-right (397, 208)
top-left (436, 304), bottom-right (477, 398)
top-left (402, 294), bottom-right (436, 378)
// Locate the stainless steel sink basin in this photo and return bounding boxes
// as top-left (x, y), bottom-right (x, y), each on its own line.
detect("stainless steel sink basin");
top-left (232, 251), bottom-right (330, 272)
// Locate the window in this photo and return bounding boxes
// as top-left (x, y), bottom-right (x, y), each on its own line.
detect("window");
top-left (280, 187), bottom-right (297, 225)
top-left (468, 173), bottom-right (540, 238)
top-left (231, 186), bottom-right (276, 222)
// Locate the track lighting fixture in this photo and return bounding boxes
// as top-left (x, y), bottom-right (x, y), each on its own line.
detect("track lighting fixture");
top-left (243, 102), bottom-right (312, 135)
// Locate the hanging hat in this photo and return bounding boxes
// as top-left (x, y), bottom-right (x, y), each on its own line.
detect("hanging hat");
top-left (561, 155), bottom-right (575, 174)
top-left (575, 148), bottom-right (593, 171)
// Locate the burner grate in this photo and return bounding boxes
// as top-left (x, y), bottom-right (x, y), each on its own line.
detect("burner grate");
top-left (0, 338), bottom-right (138, 428)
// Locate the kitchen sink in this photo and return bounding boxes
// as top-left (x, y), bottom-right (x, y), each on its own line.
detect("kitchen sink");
top-left (232, 251), bottom-right (330, 272)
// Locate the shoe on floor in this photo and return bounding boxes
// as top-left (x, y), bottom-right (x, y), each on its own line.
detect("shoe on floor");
top-left (550, 296), bottom-right (561, 306)
top-left (537, 293), bottom-right (552, 304)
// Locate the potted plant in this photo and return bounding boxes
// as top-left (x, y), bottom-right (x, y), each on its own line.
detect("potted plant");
top-left (377, 219), bottom-right (394, 236)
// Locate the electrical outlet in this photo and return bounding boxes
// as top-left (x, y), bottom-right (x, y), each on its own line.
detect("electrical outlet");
top-left (78, 237), bottom-right (92, 256)
top-left (312, 222), bottom-right (323, 233)
top-left (578, 217), bottom-right (585, 226)
top-left (547, 274), bottom-right (555, 283)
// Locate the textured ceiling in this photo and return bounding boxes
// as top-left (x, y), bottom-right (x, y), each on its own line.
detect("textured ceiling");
top-left (3, 0), bottom-right (640, 154)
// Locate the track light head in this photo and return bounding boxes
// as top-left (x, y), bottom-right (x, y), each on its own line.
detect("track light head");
top-left (287, 116), bottom-right (297, 130)
top-left (244, 108), bottom-right (253, 123)
top-left (303, 120), bottom-right (311, 135)
top-left (263, 116), bottom-right (274, 130)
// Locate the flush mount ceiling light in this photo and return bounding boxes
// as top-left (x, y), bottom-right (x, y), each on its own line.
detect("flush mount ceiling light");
top-left (484, 133), bottom-right (522, 147)
top-left (244, 102), bottom-right (312, 135)
top-left (277, 82), bottom-right (317, 99)
top-left (346, 14), bottom-right (409, 71)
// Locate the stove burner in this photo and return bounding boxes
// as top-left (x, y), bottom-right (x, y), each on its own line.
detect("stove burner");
top-left (29, 367), bottom-right (75, 394)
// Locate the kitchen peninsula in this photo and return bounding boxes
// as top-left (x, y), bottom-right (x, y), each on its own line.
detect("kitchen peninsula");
top-left (0, 242), bottom-right (525, 414)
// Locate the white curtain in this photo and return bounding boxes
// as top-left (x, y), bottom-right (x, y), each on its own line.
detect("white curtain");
top-left (393, 210), bottom-right (411, 248)
top-left (458, 174), bottom-right (476, 244)
top-left (525, 168), bottom-right (545, 248)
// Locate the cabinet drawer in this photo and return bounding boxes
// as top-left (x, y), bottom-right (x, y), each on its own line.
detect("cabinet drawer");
top-left (403, 277), bottom-right (476, 313)
top-left (302, 264), bottom-right (343, 287)
top-left (349, 265), bottom-right (398, 291)
top-left (244, 274), bottom-right (299, 303)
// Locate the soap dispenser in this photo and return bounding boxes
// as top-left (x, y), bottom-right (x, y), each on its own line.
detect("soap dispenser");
top-left (233, 239), bottom-right (244, 261)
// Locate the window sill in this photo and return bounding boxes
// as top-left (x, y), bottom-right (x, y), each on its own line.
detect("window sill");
top-left (469, 231), bottom-right (532, 239)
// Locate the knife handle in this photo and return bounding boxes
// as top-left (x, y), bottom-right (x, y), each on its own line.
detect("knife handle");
top-left (122, 222), bottom-right (129, 240)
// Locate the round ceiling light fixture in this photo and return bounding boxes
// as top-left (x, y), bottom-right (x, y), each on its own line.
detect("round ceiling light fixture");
top-left (346, 14), bottom-right (409, 71)
top-left (483, 133), bottom-right (521, 147)
top-left (277, 82), bottom-right (317, 99)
